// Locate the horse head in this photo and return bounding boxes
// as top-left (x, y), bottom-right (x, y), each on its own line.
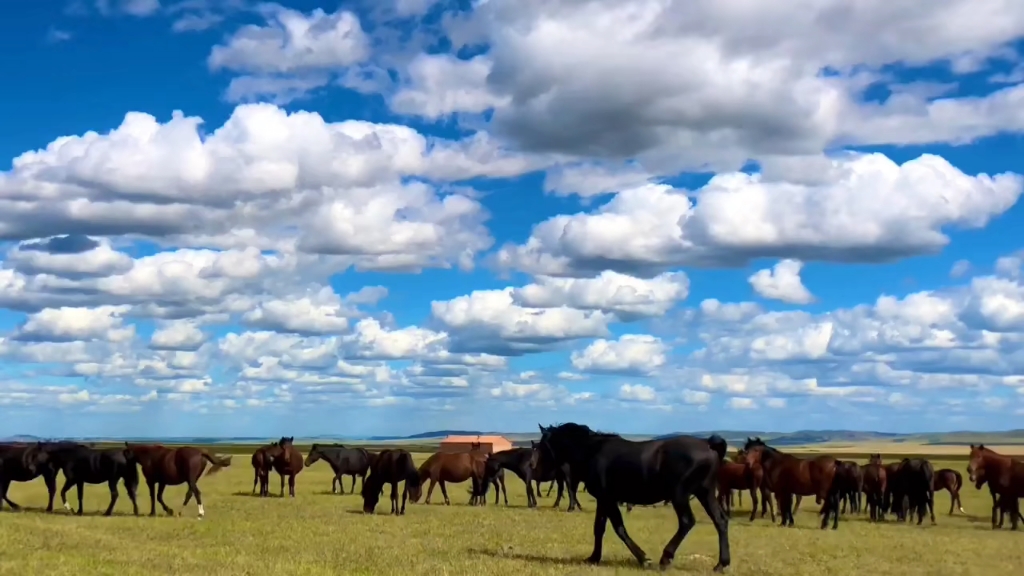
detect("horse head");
top-left (967, 444), bottom-right (988, 487)
top-left (276, 436), bottom-right (295, 466)
top-left (361, 474), bottom-right (380, 513)
top-left (303, 443), bottom-right (321, 467)
top-left (868, 453), bottom-right (882, 465)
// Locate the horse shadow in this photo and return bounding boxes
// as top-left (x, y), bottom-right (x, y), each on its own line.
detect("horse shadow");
top-left (230, 491), bottom-right (288, 498)
top-left (467, 548), bottom-right (639, 568)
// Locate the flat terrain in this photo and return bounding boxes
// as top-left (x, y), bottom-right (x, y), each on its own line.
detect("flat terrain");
top-left (0, 452), bottom-right (1020, 576)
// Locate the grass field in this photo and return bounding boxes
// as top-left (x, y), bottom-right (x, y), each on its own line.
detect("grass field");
top-left (0, 452), bottom-right (1020, 576)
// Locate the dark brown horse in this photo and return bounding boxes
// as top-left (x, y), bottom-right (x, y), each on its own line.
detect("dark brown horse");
top-left (125, 443), bottom-right (232, 519)
top-left (732, 448), bottom-right (775, 522)
top-left (996, 492), bottom-right (1023, 529)
top-left (251, 441), bottom-right (285, 498)
top-left (0, 442), bottom-right (57, 512)
top-left (716, 459), bottom-right (762, 521)
top-left (967, 444), bottom-right (1024, 529)
top-left (932, 468), bottom-right (964, 514)
top-left (743, 437), bottom-right (841, 529)
top-left (836, 460), bottom-right (863, 514)
top-left (361, 448), bottom-right (422, 515)
top-left (271, 436), bottom-right (303, 498)
top-left (411, 446), bottom-right (487, 506)
top-left (862, 454), bottom-right (887, 522)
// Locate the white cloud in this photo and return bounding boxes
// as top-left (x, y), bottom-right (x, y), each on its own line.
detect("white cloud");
top-left (618, 383), bottom-right (657, 402)
top-left (748, 259), bottom-right (814, 304)
top-left (727, 397), bottom-right (757, 410)
top-left (511, 271), bottom-right (689, 319)
top-left (150, 320), bottom-right (206, 351)
top-left (570, 334), bottom-right (668, 375)
top-left (17, 306), bottom-right (134, 343)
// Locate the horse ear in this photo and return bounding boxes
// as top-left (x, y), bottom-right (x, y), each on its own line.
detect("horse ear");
top-left (979, 443), bottom-right (985, 450)
top-left (969, 444), bottom-right (975, 449)
top-left (538, 424), bottom-right (544, 433)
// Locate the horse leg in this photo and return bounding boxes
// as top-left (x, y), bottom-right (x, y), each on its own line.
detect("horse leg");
top-left (603, 501), bottom-right (650, 566)
top-left (332, 474), bottom-right (339, 494)
top-left (927, 487), bottom-right (936, 525)
top-left (279, 472), bottom-right (285, 498)
top-left (424, 478), bottom-right (437, 504)
top-left (764, 486), bottom-right (776, 522)
top-left (104, 478), bottom-right (119, 516)
top-left (524, 470), bottom-right (536, 508)
top-left (546, 481), bottom-right (554, 497)
top-left (44, 474), bottom-right (57, 513)
top-left (391, 482), bottom-right (400, 515)
top-left (439, 480), bottom-right (450, 506)
top-left (658, 491), bottom-right (698, 570)
top-left (585, 504), bottom-right (609, 564)
top-left (125, 476), bottom-right (139, 516)
top-left (500, 476), bottom-right (508, 506)
top-left (146, 480), bottom-right (157, 516)
top-left (187, 479), bottom-right (205, 519)
top-left (288, 473), bottom-right (296, 498)
top-left (400, 482), bottom-right (408, 515)
top-left (793, 495), bottom-right (802, 514)
top-left (351, 474), bottom-right (357, 494)
top-left (748, 487), bottom-right (758, 522)
top-left (553, 477), bottom-right (564, 509)
top-left (693, 486), bottom-right (731, 573)
top-left (72, 481), bottom-right (84, 516)
top-left (156, 483), bottom-right (174, 516)
top-left (60, 476), bottom-right (75, 512)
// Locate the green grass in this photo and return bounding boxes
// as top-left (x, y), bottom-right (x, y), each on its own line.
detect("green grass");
top-left (0, 454), bottom-right (1020, 575)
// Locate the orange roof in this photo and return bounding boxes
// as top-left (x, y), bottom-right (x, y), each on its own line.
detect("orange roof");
top-left (441, 435), bottom-right (510, 443)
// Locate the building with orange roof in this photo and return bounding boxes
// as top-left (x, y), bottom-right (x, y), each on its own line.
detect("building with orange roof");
top-left (439, 434), bottom-right (513, 454)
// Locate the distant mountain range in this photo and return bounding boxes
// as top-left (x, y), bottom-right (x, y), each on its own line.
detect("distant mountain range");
top-left (6, 429), bottom-right (1024, 445)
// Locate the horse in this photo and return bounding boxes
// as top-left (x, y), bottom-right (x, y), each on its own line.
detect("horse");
top-left (861, 455), bottom-right (887, 522)
top-left (361, 448), bottom-right (422, 515)
top-left (932, 468), bottom-right (964, 514)
top-left (732, 448), bottom-right (775, 522)
top-left (887, 458), bottom-right (935, 525)
top-left (0, 442), bottom-right (57, 512)
top-left (303, 444), bottom-right (373, 495)
top-left (716, 459), bottom-right (761, 521)
top-left (742, 437), bottom-right (841, 530)
top-left (967, 444), bottom-right (1024, 529)
top-left (251, 441), bottom-right (284, 498)
top-left (836, 460), bottom-right (863, 514)
top-left (271, 436), bottom-right (303, 498)
top-left (538, 423), bottom-right (730, 572)
top-left (124, 443), bottom-right (232, 519)
top-left (411, 447), bottom-right (488, 506)
top-left (881, 461), bottom-right (906, 520)
top-left (41, 443), bottom-right (140, 516)
top-left (531, 440), bottom-right (582, 511)
top-left (481, 448), bottom-right (539, 507)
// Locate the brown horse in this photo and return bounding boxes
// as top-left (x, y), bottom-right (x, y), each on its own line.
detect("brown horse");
top-left (411, 446), bottom-right (487, 506)
top-left (361, 448), bottom-right (422, 515)
top-left (932, 468), bottom-right (964, 514)
top-left (743, 437), bottom-right (841, 529)
top-left (862, 454), bottom-right (887, 521)
top-left (967, 444), bottom-right (1024, 529)
top-left (271, 436), bottom-right (303, 498)
top-left (124, 443), bottom-right (232, 519)
top-left (717, 460), bottom-right (762, 521)
top-left (732, 448), bottom-right (775, 522)
top-left (251, 440), bottom-right (287, 498)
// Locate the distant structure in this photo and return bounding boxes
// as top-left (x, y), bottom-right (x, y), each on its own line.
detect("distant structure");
top-left (439, 434), bottom-right (513, 454)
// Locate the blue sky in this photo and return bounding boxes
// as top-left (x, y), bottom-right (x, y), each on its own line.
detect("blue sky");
top-left (2, 0), bottom-right (1024, 438)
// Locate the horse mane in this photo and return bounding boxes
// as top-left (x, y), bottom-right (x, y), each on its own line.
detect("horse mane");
top-left (545, 422), bottom-right (619, 440)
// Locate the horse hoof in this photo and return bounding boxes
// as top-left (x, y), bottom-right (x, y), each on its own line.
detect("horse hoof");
top-left (713, 563), bottom-right (728, 573)
top-left (585, 555), bottom-right (601, 565)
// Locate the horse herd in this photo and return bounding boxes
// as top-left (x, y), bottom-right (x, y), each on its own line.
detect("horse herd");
top-left (4, 426), bottom-right (1024, 573)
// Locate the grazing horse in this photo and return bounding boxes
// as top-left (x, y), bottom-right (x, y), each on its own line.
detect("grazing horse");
top-left (43, 443), bottom-right (140, 516)
top-left (538, 423), bottom-right (731, 572)
top-left (742, 437), bottom-right (841, 530)
top-left (303, 444), bottom-right (373, 495)
top-left (361, 448), bottom-right (422, 515)
top-left (967, 444), bottom-right (1024, 529)
top-left (125, 443), bottom-right (232, 519)
top-left (251, 442), bottom-right (284, 498)
top-left (836, 461), bottom-right (863, 514)
top-left (411, 448), bottom-right (488, 506)
top-left (531, 440), bottom-right (582, 511)
top-left (0, 442), bottom-right (58, 512)
top-left (888, 458), bottom-right (936, 525)
top-left (932, 468), bottom-right (965, 515)
top-left (861, 455), bottom-right (887, 522)
top-left (270, 436), bottom-right (303, 498)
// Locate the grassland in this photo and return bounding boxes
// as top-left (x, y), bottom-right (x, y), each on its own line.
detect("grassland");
top-left (0, 449), bottom-right (1020, 576)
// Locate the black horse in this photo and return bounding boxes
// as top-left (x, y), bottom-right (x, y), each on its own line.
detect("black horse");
top-left (537, 423), bottom-right (730, 572)
top-left (303, 444), bottom-right (373, 494)
top-left (361, 449), bottom-right (422, 515)
top-left (44, 443), bottom-right (140, 516)
top-left (481, 448), bottom-right (541, 507)
top-left (0, 442), bottom-right (57, 512)
top-left (474, 462), bottom-right (509, 506)
top-left (888, 458), bottom-right (936, 525)
top-left (531, 440), bottom-right (582, 511)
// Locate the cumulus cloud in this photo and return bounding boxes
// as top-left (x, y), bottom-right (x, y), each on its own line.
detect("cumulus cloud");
top-left (497, 154), bottom-right (1022, 276)
top-left (748, 259), bottom-right (814, 304)
top-left (570, 335), bottom-right (668, 375)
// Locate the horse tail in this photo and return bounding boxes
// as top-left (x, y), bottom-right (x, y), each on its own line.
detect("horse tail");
top-left (952, 470), bottom-right (963, 492)
top-left (201, 451), bottom-right (233, 476)
top-left (707, 434), bottom-right (728, 461)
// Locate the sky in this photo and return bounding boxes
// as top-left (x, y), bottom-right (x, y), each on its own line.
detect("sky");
top-left (2, 0), bottom-right (1024, 439)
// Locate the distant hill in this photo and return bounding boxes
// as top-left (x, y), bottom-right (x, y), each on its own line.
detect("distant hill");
top-left (8, 429), bottom-right (1024, 446)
